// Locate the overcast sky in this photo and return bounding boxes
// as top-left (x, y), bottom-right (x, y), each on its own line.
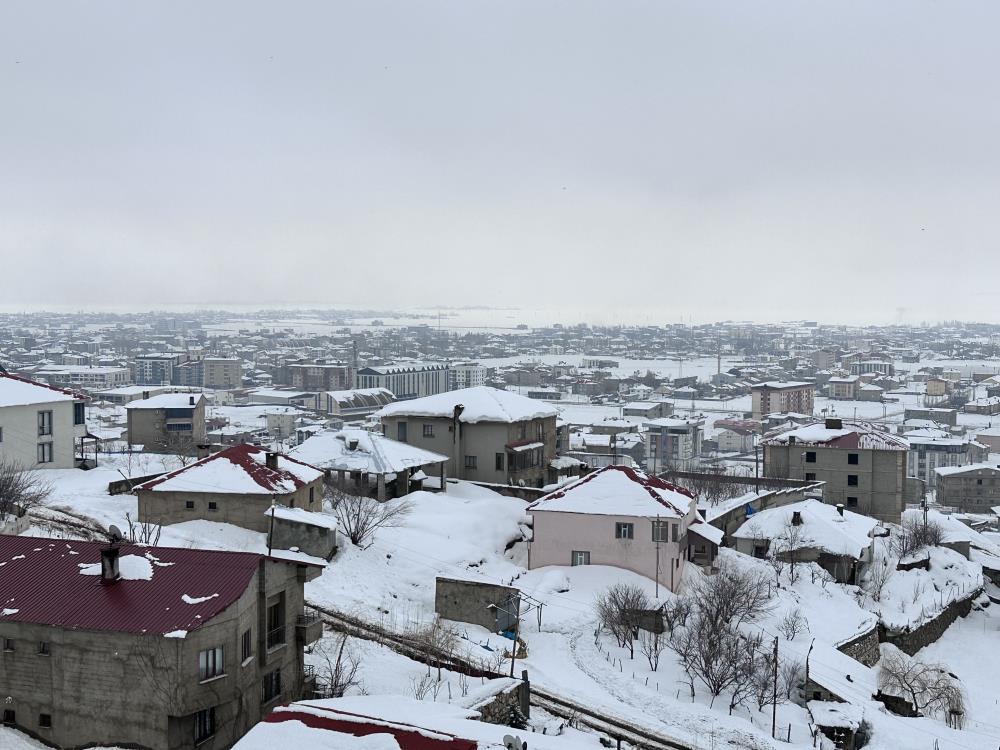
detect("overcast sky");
top-left (2, 1), bottom-right (998, 324)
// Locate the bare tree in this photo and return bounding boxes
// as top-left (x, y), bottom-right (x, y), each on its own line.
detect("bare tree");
top-left (408, 617), bottom-right (458, 681)
top-left (890, 517), bottom-right (945, 559)
top-left (862, 554), bottom-right (894, 602)
top-left (687, 561), bottom-right (773, 631)
top-left (776, 519), bottom-right (807, 584)
top-left (661, 597), bottom-right (690, 636)
top-left (124, 512), bottom-right (161, 546)
top-left (777, 608), bottom-right (809, 641)
top-left (595, 582), bottom-right (650, 659)
top-left (638, 627), bottom-right (667, 671)
top-left (312, 633), bottom-right (362, 698)
top-left (0, 456), bottom-right (52, 521)
top-left (780, 659), bottom-right (804, 701)
top-left (328, 487), bottom-right (412, 546)
top-left (879, 649), bottom-right (966, 724)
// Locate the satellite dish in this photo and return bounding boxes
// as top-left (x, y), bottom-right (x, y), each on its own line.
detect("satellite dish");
top-left (108, 525), bottom-right (125, 545)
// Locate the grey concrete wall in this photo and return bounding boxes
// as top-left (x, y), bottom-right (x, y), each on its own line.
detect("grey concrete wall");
top-left (270, 516), bottom-right (337, 560)
top-left (128, 400), bottom-right (207, 451)
top-left (435, 578), bottom-right (519, 632)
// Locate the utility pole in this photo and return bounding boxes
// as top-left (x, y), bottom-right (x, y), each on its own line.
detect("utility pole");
top-left (771, 636), bottom-right (778, 739)
top-left (654, 514), bottom-right (661, 599)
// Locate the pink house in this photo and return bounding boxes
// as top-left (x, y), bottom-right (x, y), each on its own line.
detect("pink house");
top-left (527, 465), bottom-right (721, 593)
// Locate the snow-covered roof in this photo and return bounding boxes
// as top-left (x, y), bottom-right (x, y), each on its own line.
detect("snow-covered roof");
top-left (125, 392), bottom-right (204, 410)
top-left (324, 387), bottom-right (395, 409)
top-left (807, 701), bottom-right (864, 730)
top-left (0, 373), bottom-right (83, 407)
top-left (752, 381), bottom-right (813, 390)
top-left (290, 429), bottom-right (448, 475)
top-left (732, 499), bottom-right (879, 559)
top-left (762, 420), bottom-right (908, 451)
top-left (934, 462), bottom-right (1000, 477)
top-left (688, 521), bottom-right (724, 546)
top-left (528, 465), bottom-right (695, 519)
top-left (136, 445), bottom-right (323, 495)
top-left (377, 386), bottom-right (557, 424)
top-left (264, 505), bottom-right (338, 530)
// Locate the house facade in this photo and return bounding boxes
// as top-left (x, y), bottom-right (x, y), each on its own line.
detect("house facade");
top-left (527, 465), bottom-right (720, 593)
top-left (644, 417), bottom-right (704, 473)
top-left (0, 535), bottom-right (322, 750)
top-left (904, 429), bottom-right (989, 488)
top-left (935, 463), bottom-right (1000, 512)
top-left (377, 386), bottom-right (557, 487)
top-left (0, 373), bottom-right (88, 470)
top-left (126, 392), bottom-right (207, 451)
top-left (750, 382), bottom-right (814, 420)
top-left (357, 363), bottom-right (451, 400)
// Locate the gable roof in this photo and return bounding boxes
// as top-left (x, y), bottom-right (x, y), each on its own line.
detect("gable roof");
top-left (377, 386), bottom-right (557, 424)
top-left (732, 499), bottom-right (879, 559)
top-left (528, 465), bottom-right (695, 519)
top-left (0, 536), bottom-right (261, 637)
top-left (762, 420), bottom-right (908, 451)
top-left (0, 372), bottom-right (85, 408)
top-left (136, 444), bottom-right (323, 494)
top-left (124, 392), bottom-right (204, 410)
top-left (290, 429), bottom-right (448, 475)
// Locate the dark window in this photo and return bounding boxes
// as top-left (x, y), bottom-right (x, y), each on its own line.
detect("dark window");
top-left (198, 646), bottom-right (224, 681)
top-left (208, 501), bottom-right (218, 511)
top-left (615, 522), bottom-right (634, 539)
top-left (671, 524), bottom-right (679, 543)
top-left (262, 669), bottom-right (282, 703)
top-left (3, 710), bottom-right (14, 725)
top-left (464, 455), bottom-right (477, 469)
top-left (165, 408), bottom-right (194, 419)
top-left (495, 453), bottom-right (505, 471)
top-left (3, 638), bottom-right (13, 651)
top-left (518, 424), bottom-right (527, 440)
top-left (805, 451), bottom-right (816, 463)
top-left (193, 707), bottom-right (215, 744)
top-left (73, 402), bottom-right (85, 426)
top-left (38, 641), bottom-right (49, 656)
top-left (37, 442), bottom-right (53, 463)
top-left (38, 410), bottom-right (53, 436)
top-left (976, 479), bottom-right (983, 485)
top-left (847, 475), bottom-right (859, 487)
top-left (847, 497), bottom-right (858, 508)
top-left (0, 427), bottom-right (3, 443)
top-left (397, 422), bottom-right (407, 442)
top-left (166, 422), bottom-right (193, 432)
top-left (652, 521), bottom-right (668, 543)
top-left (805, 472), bottom-right (816, 481)
top-left (309, 487), bottom-right (315, 504)
top-left (241, 628), bottom-right (253, 662)
top-left (848, 453), bottom-right (859, 465)
top-left (266, 598), bottom-right (286, 649)
top-left (185, 500), bottom-right (195, 509)
top-left (38, 713), bottom-right (52, 729)
top-left (422, 424), bottom-right (434, 437)
top-left (571, 550), bottom-right (590, 566)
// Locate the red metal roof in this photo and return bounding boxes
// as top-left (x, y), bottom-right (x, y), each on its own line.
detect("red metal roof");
top-left (533, 464), bottom-right (694, 514)
top-left (136, 443), bottom-right (322, 493)
top-left (0, 536), bottom-right (262, 636)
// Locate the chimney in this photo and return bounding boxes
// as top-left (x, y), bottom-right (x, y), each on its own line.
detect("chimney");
top-left (142, 390), bottom-right (150, 400)
top-left (189, 395), bottom-right (195, 405)
top-left (825, 417), bottom-right (843, 430)
top-left (836, 503), bottom-right (844, 517)
top-left (347, 438), bottom-right (359, 451)
top-left (792, 510), bottom-right (803, 526)
top-left (100, 546), bottom-right (120, 583)
top-left (265, 451), bottom-right (279, 470)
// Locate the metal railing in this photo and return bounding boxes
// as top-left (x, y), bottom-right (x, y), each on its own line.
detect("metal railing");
top-left (266, 625), bottom-right (286, 649)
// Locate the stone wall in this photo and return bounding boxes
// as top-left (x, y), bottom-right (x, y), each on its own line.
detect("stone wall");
top-left (837, 626), bottom-right (880, 667)
top-left (880, 590), bottom-right (981, 655)
top-left (469, 678), bottom-right (530, 724)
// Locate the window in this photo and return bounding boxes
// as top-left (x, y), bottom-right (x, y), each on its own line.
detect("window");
top-left (805, 472), bottom-right (816, 481)
top-left (615, 522), bottom-right (634, 539)
top-left (166, 422), bottom-right (193, 432)
top-left (73, 402), bottom-right (85, 426)
top-left (0, 427), bottom-right (3, 443)
top-left (38, 714), bottom-right (52, 729)
top-left (309, 487), bottom-right (315, 504)
top-left (38, 641), bottom-right (49, 656)
top-left (241, 628), bottom-right (253, 663)
top-left (3, 710), bottom-right (14, 725)
top-left (262, 669), bottom-right (282, 703)
top-left (495, 453), bottom-right (505, 471)
top-left (38, 410), bottom-right (53, 436)
top-left (266, 597), bottom-right (286, 649)
top-left (518, 424), bottom-right (527, 440)
top-left (422, 424), bottom-right (434, 437)
top-left (976, 479), bottom-right (983, 485)
top-left (193, 707), bottom-right (216, 744)
top-left (397, 422), bottom-right (407, 442)
top-left (37, 442), bottom-right (53, 464)
top-left (3, 639), bottom-right (13, 652)
top-left (804, 451), bottom-right (816, 463)
top-left (464, 455), bottom-right (477, 470)
top-left (208, 501), bottom-right (218, 511)
top-left (651, 521), bottom-right (668, 543)
top-left (536, 422), bottom-right (544, 440)
top-left (198, 646), bottom-right (224, 681)
top-left (571, 550), bottom-right (590, 566)
top-left (847, 475), bottom-right (859, 487)
top-left (847, 497), bottom-right (858, 508)
top-left (848, 453), bottom-right (859, 465)
top-left (185, 500), bottom-right (195, 509)
top-left (671, 524), bottom-right (679, 543)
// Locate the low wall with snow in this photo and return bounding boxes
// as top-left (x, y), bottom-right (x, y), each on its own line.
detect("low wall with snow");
top-left (464, 481), bottom-right (547, 502)
top-left (465, 677), bottom-right (530, 724)
top-left (879, 589), bottom-right (981, 655)
top-left (837, 626), bottom-right (880, 667)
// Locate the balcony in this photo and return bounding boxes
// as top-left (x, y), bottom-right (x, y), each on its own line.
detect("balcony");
top-left (296, 609), bottom-right (323, 646)
top-left (266, 625), bottom-right (286, 651)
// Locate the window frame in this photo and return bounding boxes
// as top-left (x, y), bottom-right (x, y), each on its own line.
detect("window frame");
top-left (422, 424), bottom-right (434, 438)
top-left (847, 453), bottom-right (859, 465)
top-left (804, 451), bottom-right (817, 463)
top-left (198, 645), bottom-right (225, 682)
top-left (651, 521), bottom-right (668, 543)
top-left (495, 452), bottom-right (505, 471)
top-left (38, 713), bottom-right (52, 729)
top-left (847, 474), bottom-right (859, 487)
top-left (37, 442), bottom-right (54, 464)
top-left (464, 455), bottom-right (477, 470)
top-left (38, 410), bottom-right (53, 437)
top-left (193, 707), bottom-right (216, 745)
top-left (615, 522), bottom-right (634, 540)
top-left (570, 550), bottom-right (591, 566)
top-left (241, 628), bottom-right (254, 664)
top-left (262, 668), bottom-right (283, 704)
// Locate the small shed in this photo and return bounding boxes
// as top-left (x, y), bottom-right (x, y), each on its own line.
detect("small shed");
top-left (434, 577), bottom-right (520, 633)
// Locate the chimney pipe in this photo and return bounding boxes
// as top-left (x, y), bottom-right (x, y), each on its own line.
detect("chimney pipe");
top-left (100, 546), bottom-right (120, 583)
top-left (265, 451), bottom-right (278, 470)
top-left (792, 510), bottom-right (802, 526)
top-left (836, 503), bottom-right (844, 517)
top-left (189, 395), bottom-right (195, 405)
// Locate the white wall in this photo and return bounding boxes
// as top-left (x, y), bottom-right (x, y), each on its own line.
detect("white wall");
top-left (0, 400), bottom-right (81, 469)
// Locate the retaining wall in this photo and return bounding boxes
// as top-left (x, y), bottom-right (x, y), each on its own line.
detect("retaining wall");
top-left (879, 590), bottom-right (981, 655)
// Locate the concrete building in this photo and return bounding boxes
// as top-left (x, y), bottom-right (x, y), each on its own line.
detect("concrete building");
top-left (0, 373), bottom-right (88, 470)
top-left (712, 419), bottom-right (758, 453)
top-left (32, 364), bottom-right (131, 390)
top-left (904, 429), bottom-right (989, 488)
top-left (377, 386), bottom-right (557, 487)
top-left (287, 363), bottom-right (353, 392)
top-left (125, 392), bottom-right (207, 451)
top-left (975, 426), bottom-right (1000, 453)
top-left (135, 353), bottom-right (186, 386)
top-left (319, 388), bottom-right (396, 420)
top-left (848, 361), bottom-right (895, 377)
top-left (203, 357), bottom-right (243, 389)
top-left (527, 465), bottom-right (720, 593)
top-left (644, 417), bottom-right (704, 473)
top-left (904, 407), bottom-right (958, 427)
top-left (934, 463), bottom-right (1000, 512)
top-left (136, 444), bottom-right (325, 532)
top-left (93, 385), bottom-right (175, 405)
top-left (750, 381), bottom-right (814, 420)
top-left (356, 363), bottom-right (451, 400)
top-left (622, 401), bottom-right (674, 419)
top-left (448, 363), bottom-right (487, 390)
top-left (0, 535), bottom-right (322, 750)
top-left (826, 376), bottom-right (859, 400)
top-left (762, 419), bottom-right (910, 523)
top-left (964, 397), bottom-right (1000, 416)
